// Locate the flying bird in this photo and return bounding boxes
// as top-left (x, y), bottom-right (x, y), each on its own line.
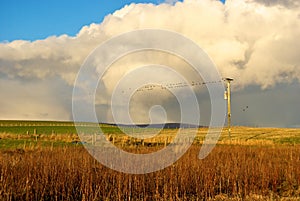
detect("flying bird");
top-left (242, 106), bottom-right (249, 112)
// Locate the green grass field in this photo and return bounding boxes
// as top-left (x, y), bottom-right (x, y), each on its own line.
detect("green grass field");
top-left (0, 120), bottom-right (300, 150)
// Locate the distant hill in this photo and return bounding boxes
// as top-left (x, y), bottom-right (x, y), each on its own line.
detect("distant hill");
top-left (104, 123), bottom-right (205, 129)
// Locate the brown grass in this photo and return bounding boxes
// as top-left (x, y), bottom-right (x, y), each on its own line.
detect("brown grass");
top-left (0, 145), bottom-right (300, 200)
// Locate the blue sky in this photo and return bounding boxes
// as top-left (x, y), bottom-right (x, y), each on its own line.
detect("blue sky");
top-left (0, 0), bottom-right (225, 42)
top-left (0, 0), bottom-right (163, 42)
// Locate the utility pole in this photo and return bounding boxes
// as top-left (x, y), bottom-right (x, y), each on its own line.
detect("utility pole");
top-left (224, 78), bottom-right (234, 139)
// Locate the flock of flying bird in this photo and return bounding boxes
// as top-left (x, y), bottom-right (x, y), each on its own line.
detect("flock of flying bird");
top-left (121, 79), bottom-right (249, 112)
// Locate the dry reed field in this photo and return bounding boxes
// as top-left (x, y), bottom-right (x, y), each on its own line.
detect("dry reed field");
top-left (1, 123), bottom-right (300, 200)
top-left (0, 144), bottom-right (300, 200)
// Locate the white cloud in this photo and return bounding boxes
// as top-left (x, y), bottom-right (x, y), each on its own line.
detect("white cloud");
top-left (1, 0), bottom-right (299, 88)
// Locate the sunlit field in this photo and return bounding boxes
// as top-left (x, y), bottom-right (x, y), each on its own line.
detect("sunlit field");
top-left (0, 121), bottom-right (300, 200)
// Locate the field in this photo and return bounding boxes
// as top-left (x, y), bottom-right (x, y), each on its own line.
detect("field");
top-left (0, 120), bottom-right (300, 200)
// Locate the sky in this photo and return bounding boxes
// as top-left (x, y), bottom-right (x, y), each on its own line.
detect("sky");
top-left (0, 0), bottom-right (224, 41)
top-left (0, 0), bottom-right (161, 42)
top-left (0, 0), bottom-right (299, 127)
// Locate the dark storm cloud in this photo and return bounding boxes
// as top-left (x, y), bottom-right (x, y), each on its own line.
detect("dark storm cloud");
top-left (250, 0), bottom-right (300, 8)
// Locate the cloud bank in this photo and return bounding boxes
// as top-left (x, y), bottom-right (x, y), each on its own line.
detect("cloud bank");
top-left (1, 0), bottom-right (299, 88)
top-left (0, 0), bottom-right (299, 125)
